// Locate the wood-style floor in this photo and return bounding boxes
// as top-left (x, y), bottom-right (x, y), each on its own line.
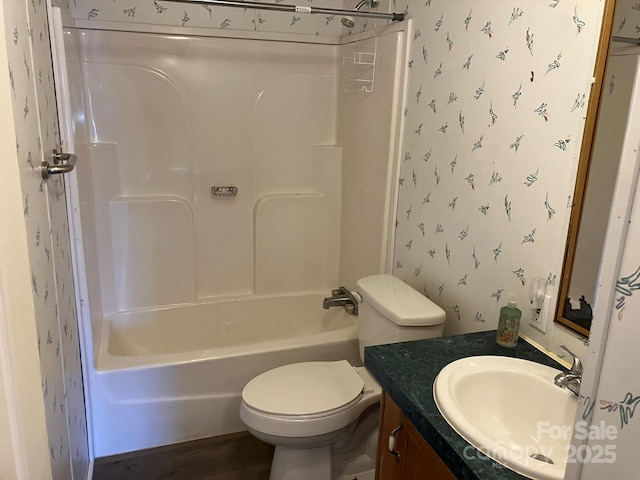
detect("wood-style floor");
top-left (93, 432), bottom-right (274, 480)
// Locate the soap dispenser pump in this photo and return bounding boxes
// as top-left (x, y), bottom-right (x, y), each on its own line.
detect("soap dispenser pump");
top-left (496, 296), bottom-right (522, 348)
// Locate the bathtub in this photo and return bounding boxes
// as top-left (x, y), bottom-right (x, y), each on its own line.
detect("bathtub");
top-left (90, 293), bottom-right (361, 457)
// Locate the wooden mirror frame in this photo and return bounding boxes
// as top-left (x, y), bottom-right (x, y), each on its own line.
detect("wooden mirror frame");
top-left (555, 0), bottom-right (618, 338)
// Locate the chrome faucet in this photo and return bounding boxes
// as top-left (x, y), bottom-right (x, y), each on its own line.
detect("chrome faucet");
top-left (322, 287), bottom-right (358, 315)
top-left (554, 345), bottom-right (582, 396)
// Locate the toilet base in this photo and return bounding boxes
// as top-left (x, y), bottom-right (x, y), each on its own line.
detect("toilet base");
top-left (270, 445), bottom-right (331, 480)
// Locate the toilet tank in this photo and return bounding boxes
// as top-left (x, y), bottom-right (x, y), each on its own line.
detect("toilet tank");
top-left (356, 274), bottom-right (446, 361)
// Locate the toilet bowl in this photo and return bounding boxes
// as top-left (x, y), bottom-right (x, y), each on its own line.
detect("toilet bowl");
top-left (239, 274), bottom-right (446, 480)
top-left (240, 362), bottom-right (381, 480)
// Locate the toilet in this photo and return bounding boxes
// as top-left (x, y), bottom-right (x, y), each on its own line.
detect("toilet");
top-left (239, 274), bottom-right (446, 480)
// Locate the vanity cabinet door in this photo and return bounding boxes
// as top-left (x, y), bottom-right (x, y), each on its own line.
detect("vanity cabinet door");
top-left (376, 391), bottom-right (404, 480)
top-left (401, 419), bottom-right (456, 480)
top-left (376, 392), bottom-right (456, 480)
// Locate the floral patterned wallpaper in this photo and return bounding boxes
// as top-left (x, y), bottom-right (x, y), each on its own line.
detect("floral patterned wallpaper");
top-left (389, 0), bottom-right (606, 344)
top-left (68, 0), bottom-right (351, 35)
top-left (2, 0), bottom-right (88, 479)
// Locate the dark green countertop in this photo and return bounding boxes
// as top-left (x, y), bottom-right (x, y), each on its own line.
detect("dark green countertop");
top-left (364, 330), bottom-right (563, 480)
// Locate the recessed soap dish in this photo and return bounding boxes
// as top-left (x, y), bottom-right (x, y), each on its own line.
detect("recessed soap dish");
top-left (211, 186), bottom-right (238, 198)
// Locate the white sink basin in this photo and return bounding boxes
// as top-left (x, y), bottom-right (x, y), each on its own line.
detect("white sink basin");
top-left (434, 356), bottom-right (577, 480)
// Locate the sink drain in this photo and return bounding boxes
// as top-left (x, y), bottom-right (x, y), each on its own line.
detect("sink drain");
top-left (530, 454), bottom-right (554, 464)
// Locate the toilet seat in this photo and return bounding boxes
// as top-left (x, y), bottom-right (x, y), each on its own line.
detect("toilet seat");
top-left (239, 363), bottom-right (381, 438)
top-left (242, 360), bottom-right (365, 417)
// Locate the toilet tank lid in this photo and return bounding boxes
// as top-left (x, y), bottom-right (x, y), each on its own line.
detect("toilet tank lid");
top-left (356, 274), bottom-right (446, 326)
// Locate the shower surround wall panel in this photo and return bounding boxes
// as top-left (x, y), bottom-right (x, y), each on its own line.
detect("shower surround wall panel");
top-left (337, 32), bottom-right (407, 287)
top-left (76, 29), bottom-right (339, 313)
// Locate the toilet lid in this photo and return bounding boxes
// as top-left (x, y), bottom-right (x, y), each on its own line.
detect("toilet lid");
top-left (242, 360), bottom-right (365, 417)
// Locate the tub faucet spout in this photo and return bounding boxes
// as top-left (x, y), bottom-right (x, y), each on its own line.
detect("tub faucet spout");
top-left (323, 287), bottom-right (359, 315)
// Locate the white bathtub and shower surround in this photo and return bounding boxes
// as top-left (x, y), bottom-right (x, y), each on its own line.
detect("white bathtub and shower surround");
top-left (63, 16), bottom-right (409, 456)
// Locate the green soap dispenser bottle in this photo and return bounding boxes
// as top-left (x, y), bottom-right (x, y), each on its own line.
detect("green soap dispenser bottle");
top-left (496, 298), bottom-right (522, 348)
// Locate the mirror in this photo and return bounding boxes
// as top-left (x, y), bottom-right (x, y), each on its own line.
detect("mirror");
top-left (556, 9), bottom-right (629, 337)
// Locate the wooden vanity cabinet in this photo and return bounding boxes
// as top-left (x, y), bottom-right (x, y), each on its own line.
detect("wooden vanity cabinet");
top-left (376, 392), bottom-right (457, 480)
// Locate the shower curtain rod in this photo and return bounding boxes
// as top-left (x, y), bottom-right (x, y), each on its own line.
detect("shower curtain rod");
top-left (160, 0), bottom-right (405, 22)
top-left (612, 35), bottom-right (640, 45)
